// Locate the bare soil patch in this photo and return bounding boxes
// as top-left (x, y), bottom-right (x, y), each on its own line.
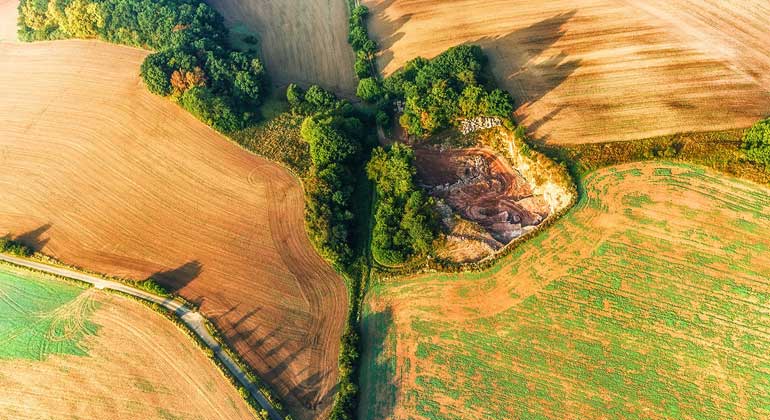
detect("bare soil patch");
top-left (0, 39), bottom-right (345, 419)
top-left (416, 146), bottom-right (549, 245)
top-left (206, 0), bottom-right (357, 97)
top-left (0, 289), bottom-right (254, 419)
top-left (363, 0), bottom-right (770, 144)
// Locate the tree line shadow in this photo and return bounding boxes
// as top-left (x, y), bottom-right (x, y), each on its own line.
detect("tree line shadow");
top-left (371, 3), bottom-right (581, 141)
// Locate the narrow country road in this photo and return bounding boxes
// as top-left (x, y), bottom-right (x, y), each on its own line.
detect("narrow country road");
top-left (0, 253), bottom-right (283, 420)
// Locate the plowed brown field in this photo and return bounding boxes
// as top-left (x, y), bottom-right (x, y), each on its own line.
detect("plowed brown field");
top-left (0, 280), bottom-right (255, 420)
top-left (364, 0), bottom-right (770, 144)
top-left (0, 39), bottom-right (345, 419)
top-left (206, 0), bottom-right (357, 97)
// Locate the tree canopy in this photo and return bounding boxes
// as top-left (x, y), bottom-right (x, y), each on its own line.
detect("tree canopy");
top-left (743, 118), bottom-right (770, 166)
top-left (367, 144), bottom-right (438, 264)
top-left (384, 45), bottom-right (514, 136)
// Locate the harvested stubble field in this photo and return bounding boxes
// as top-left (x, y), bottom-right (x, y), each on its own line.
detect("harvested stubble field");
top-left (364, 0), bottom-right (770, 144)
top-left (361, 162), bottom-right (770, 419)
top-left (0, 263), bottom-right (254, 419)
top-left (206, 0), bottom-right (358, 97)
top-left (0, 40), bottom-right (345, 419)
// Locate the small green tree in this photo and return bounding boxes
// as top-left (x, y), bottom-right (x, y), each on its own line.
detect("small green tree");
top-left (743, 118), bottom-right (770, 166)
top-left (356, 77), bottom-right (383, 103)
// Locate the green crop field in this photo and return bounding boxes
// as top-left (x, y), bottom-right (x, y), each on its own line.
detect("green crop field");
top-left (360, 161), bottom-right (770, 420)
top-left (0, 264), bottom-right (98, 360)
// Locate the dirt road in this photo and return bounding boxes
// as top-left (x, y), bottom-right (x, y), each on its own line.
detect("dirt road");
top-left (0, 253), bottom-right (282, 420)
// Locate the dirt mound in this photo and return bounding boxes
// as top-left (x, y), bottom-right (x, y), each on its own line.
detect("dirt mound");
top-left (416, 147), bottom-right (550, 245)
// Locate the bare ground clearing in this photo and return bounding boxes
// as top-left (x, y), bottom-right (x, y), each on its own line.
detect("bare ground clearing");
top-left (364, 0), bottom-right (770, 144)
top-left (415, 146), bottom-right (549, 244)
top-left (205, 0), bottom-right (357, 97)
top-left (0, 39), bottom-right (345, 420)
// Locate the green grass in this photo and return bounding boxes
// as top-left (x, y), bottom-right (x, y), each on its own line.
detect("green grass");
top-left (0, 264), bottom-right (99, 360)
top-left (361, 162), bottom-right (770, 419)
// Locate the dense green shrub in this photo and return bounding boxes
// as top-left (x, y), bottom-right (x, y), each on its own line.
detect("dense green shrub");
top-left (295, 85), bottom-right (368, 268)
top-left (367, 144), bottom-right (438, 265)
top-left (743, 118), bottom-right (770, 166)
top-left (18, 0), bottom-right (265, 132)
top-left (0, 236), bottom-right (34, 257)
top-left (385, 45), bottom-right (515, 137)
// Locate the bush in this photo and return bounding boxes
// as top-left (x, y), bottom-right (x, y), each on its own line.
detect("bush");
top-left (0, 236), bottom-right (34, 257)
top-left (356, 77), bottom-right (383, 103)
top-left (300, 106), bottom-right (365, 267)
top-left (743, 118), bottom-right (770, 166)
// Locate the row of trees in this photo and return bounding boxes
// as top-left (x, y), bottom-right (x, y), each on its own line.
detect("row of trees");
top-left (19, 0), bottom-right (266, 132)
top-left (289, 84), bottom-right (372, 420)
top-left (743, 118), bottom-right (770, 166)
top-left (367, 144), bottom-right (438, 265)
top-left (290, 85), bottom-right (367, 269)
top-left (385, 45), bottom-right (515, 136)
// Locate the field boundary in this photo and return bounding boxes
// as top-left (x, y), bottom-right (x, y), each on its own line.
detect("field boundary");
top-left (0, 253), bottom-right (284, 420)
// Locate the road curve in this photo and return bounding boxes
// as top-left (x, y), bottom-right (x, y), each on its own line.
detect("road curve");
top-left (0, 253), bottom-right (283, 420)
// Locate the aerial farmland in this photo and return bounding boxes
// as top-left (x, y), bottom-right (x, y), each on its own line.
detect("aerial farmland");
top-left (1, 0), bottom-right (770, 419)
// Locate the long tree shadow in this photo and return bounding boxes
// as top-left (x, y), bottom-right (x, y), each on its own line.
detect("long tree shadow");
top-left (13, 223), bottom-right (52, 251)
top-left (370, 5), bottom-right (580, 124)
top-left (147, 260), bottom-right (202, 293)
top-left (357, 306), bottom-right (396, 420)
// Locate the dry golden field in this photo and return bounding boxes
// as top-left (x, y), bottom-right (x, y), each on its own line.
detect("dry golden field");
top-left (0, 39), bottom-right (345, 419)
top-left (364, 0), bottom-right (770, 144)
top-left (0, 264), bottom-right (254, 419)
top-left (206, 0), bottom-right (358, 97)
top-left (0, 0), bottom-right (16, 42)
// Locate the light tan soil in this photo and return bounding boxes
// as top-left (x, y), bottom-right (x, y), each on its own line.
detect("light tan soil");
top-left (363, 0), bottom-right (770, 144)
top-left (206, 0), bottom-right (358, 97)
top-left (0, 39), bottom-right (346, 420)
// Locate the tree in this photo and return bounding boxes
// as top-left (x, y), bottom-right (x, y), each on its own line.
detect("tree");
top-left (140, 52), bottom-right (172, 95)
top-left (356, 77), bottom-right (383, 103)
top-left (743, 118), bottom-right (770, 166)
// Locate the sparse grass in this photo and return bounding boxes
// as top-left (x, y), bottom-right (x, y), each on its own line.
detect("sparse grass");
top-left (361, 161), bottom-right (770, 419)
top-left (230, 112), bottom-right (311, 177)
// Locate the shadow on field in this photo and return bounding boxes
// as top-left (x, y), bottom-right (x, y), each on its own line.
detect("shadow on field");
top-left (358, 306), bottom-right (397, 420)
top-left (372, 6), bottom-right (580, 141)
top-left (14, 223), bottom-right (52, 251)
top-left (371, 0), bottom-right (415, 71)
top-left (148, 260), bottom-right (202, 293)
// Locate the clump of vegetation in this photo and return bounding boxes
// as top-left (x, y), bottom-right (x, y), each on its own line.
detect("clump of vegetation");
top-left (0, 236), bottom-right (34, 257)
top-left (287, 84), bottom-right (370, 270)
top-left (367, 144), bottom-right (438, 265)
top-left (18, 0), bottom-right (266, 132)
top-left (347, 6), bottom-right (379, 82)
top-left (742, 117), bottom-right (770, 166)
top-left (384, 45), bottom-right (514, 136)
